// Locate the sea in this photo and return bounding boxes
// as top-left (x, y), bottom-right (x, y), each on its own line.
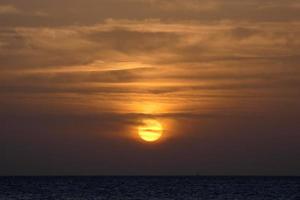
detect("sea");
top-left (0, 176), bottom-right (299, 200)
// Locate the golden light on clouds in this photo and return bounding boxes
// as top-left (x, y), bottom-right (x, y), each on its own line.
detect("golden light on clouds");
top-left (138, 119), bottom-right (163, 142)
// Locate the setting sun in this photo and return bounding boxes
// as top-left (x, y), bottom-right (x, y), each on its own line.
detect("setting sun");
top-left (138, 119), bottom-right (163, 142)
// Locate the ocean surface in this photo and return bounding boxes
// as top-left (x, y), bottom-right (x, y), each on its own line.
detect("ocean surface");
top-left (0, 176), bottom-right (299, 200)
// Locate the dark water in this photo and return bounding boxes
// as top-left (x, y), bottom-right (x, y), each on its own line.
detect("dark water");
top-left (0, 176), bottom-right (299, 200)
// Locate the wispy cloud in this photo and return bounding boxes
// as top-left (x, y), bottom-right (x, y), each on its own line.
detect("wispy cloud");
top-left (0, 4), bottom-right (20, 15)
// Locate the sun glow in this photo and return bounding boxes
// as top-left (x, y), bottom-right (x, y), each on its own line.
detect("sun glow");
top-left (138, 119), bottom-right (163, 142)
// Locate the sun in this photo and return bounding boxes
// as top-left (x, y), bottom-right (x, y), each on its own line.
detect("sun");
top-left (138, 119), bottom-right (163, 142)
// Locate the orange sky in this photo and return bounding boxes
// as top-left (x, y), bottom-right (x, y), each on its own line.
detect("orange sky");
top-left (0, 0), bottom-right (300, 175)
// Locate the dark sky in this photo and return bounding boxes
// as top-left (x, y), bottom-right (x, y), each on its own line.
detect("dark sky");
top-left (0, 0), bottom-right (300, 176)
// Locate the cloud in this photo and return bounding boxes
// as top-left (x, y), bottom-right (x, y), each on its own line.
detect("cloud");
top-left (145, 0), bottom-right (219, 12)
top-left (1, 19), bottom-right (300, 70)
top-left (1, 19), bottom-right (300, 105)
top-left (0, 18), bottom-right (299, 135)
top-left (1, 0), bottom-right (300, 28)
top-left (0, 4), bottom-right (19, 14)
top-left (0, 4), bottom-right (48, 16)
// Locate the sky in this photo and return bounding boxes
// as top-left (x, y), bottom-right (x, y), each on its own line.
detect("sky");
top-left (0, 0), bottom-right (300, 176)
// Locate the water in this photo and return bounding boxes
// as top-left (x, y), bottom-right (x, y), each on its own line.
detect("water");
top-left (0, 176), bottom-right (299, 200)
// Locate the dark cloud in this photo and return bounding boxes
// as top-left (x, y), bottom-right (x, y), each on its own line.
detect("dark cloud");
top-left (1, 0), bottom-right (300, 28)
top-left (87, 29), bottom-right (180, 53)
top-left (229, 27), bottom-right (260, 40)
